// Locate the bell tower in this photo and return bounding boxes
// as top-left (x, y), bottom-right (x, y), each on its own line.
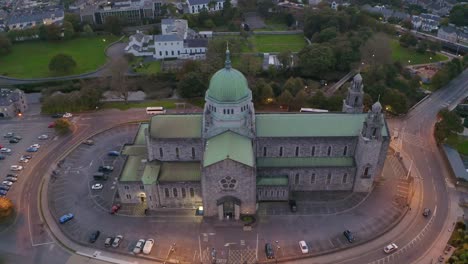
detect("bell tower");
top-left (342, 73), bottom-right (364, 113)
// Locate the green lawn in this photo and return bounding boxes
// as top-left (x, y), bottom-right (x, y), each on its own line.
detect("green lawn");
top-left (446, 134), bottom-right (468, 156)
top-left (251, 34), bottom-right (306, 53)
top-left (390, 40), bottom-right (448, 65)
top-left (134, 61), bottom-right (162, 75)
top-left (101, 100), bottom-right (177, 110)
top-left (0, 36), bottom-right (119, 78)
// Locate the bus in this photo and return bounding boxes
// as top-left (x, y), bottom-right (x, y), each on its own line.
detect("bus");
top-left (300, 108), bottom-right (329, 113)
top-left (146, 107), bottom-right (166, 115)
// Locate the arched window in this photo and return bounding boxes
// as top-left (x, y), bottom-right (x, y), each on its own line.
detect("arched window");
top-left (343, 173), bottom-right (348, 184)
top-left (192, 147), bottom-right (195, 159)
top-left (372, 128), bottom-right (377, 137)
top-left (343, 146), bottom-right (348, 156)
top-left (223, 109), bottom-right (226, 114)
top-left (190, 188), bottom-right (195, 197)
top-left (311, 146), bottom-right (315, 156)
top-left (310, 173), bottom-right (316, 184)
top-left (327, 173), bottom-right (332, 184)
top-left (295, 174), bottom-right (299, 185)
top-left (263, 147), bottom-right (267, 157)
top-left (279, 147), bottom-right (283, 157)
top-left (182, 188), bottom-right (186, 198)
top-left (165, 188), bottom-right (170, 198)
top-left (159, 148), bottom-right (163, 158)
top-left (363, 167), bottom-right (370, 178)
top-left (327, 146), bottom-right (332, 156)
top-left (295, 146), bottom-right (299, 157)
top-left (173, 188), bottom-right (178, 197)
top-left (176, 147), bottom-right (179, 159)
top-left (354, 96), bottom-right (359, 105)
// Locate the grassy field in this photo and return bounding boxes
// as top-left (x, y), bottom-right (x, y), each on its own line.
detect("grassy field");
top-left (390, 40), bottom-right (447, 65)
top-left (446, 134), bottom-right (468, 156)
top-left (134, 61), bottom-right (162, 75)
top-left (251, 34), bottom-right (306, 53)
top-left (0, 36), bottom-right (119, 78)
top-left (101, 100), bottom-right (177, 110)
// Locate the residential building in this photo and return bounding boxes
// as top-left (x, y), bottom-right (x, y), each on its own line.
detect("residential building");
top-left (186, 0), bottom-right (224, 14)
top-left (361, 5), bottom-right (410, 21)
top-left (117, 50), bottom-right (390, 220)
top-left (125, 18), bottom-right (208, 60)
top-left (7, 7), bottom-right (64, 30)
top-left (412, 13), bottom-right (440, 32)
top-left (438, 25), bottom-right (468, 44)
top-left (0, 89), bottom-right (28, 118)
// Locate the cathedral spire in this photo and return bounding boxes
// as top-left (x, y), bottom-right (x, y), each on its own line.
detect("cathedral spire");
top-left (225, 42), bottom-right (231, 69)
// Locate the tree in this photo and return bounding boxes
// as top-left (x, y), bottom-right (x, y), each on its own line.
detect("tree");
top-left (257, 0), bottom-right (275, 17)
top-left (44, 24), bottom-right (62, 41)
top-left (291, 90), bottom-right (308, 110)
top-left (416, 40), bottom-right (428, 54)
top-left (434, 109), bottom-right (463, 143)
top-left (79, 79), bottom-right (104, 109)
top-left (49, 54), bottom-right (77, 75)
top-left (0, 34), bottom-right (12, 55)
top-left (277, 50), bottom-right (293, 71)
top-left (313, 27), bottom-right (338, 43)
top-left (277, 90), bottom-right (293, 107)
top-left (110, 57), bottom-right (131, 103)
top-left (0, 197), bottom-right (14, 220)
top-left (298, 44), bottom-right (336, 78)
top-left (399, 32), bottom-right (418, 47)
top-left (63, 21), bottom-right (75, 40)
top-left (252, 79), bottom-right (274, 103)
top-left (238, 54), bottom-right (261, 77)
top-left (54, 118), bottom-right (72, 134)
top-left (285, 13), bottom-right (295, 27)
top-left (282, 77), bottom-right (304, 96)
top-left (177, 72), bottom-right (206, 98)
top-left (360, 32), bottom-right (392, 66)
top-left (83, 24), bottom-right (95, 37)
top-left (449, 4), bottom-right (468, 27)
top-left (104, 16), bottom-right (123, 35)
top-left (64, 13), bottom-right (81, 31)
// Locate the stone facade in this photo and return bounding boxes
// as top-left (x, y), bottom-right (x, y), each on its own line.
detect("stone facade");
top-left (148, 138), bottom-right (203, 161)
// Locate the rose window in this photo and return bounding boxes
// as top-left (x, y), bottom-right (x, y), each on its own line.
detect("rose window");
top-left (219, 176), bottom-right (237, 190)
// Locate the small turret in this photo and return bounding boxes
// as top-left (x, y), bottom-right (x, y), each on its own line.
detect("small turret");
top-left (342, 73), bottom-right (364, 114)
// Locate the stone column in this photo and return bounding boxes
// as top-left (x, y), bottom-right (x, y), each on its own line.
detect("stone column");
top-left (217, 204), bottom-right (223, 220)
top-left (234, 204), bottom-right (240, 220)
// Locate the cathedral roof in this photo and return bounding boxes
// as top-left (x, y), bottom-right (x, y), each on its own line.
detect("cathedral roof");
top-left (203, 131), bottom-right (254, 167)
top-left (150, 114), bottom-right (202, 138)
top-left (205, 48), bottom-right (250, 103)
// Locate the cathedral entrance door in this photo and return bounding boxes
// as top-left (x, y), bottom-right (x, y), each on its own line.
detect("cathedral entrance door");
top-left (216, 196), bottom-right (241, 220)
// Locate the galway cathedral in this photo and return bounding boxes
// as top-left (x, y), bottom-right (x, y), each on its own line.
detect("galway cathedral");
top-left (117, 49), bottom-right (390, 220)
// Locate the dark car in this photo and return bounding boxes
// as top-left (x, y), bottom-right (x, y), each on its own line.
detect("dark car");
top-left (13, 136), bottom-right (22, 140)
top-left (9, 138), bottom-right (19, 144)
top-left (108, 151), bottom-right (120, 157)
top-left (7, 173), bottom-right (18, 178)
top-left (343, 230), bottom-right (355, 243)
top-left (89, 230), bottom-right (100, 243)
top-left (0, 155), bottom-right (5, 160)
top-left (51, 113), bottom-right (64, 118)
top-left (423, 208), bottom-right (431, 217)
top-left (0, 190), bottom-right (7, 196)
top-left (98, 165), bottom-right (114, 172)
top-left (0, 185), bottom-right (10, 191)
top-left (289, 200), bottom-right (297, 212)
top-left (265, 243), bottom-right (275, 259)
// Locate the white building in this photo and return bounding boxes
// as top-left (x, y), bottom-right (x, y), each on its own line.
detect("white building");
top-left (412, 13), bottom-right (440, 32)
top-left (7, 8), bottom-right (64, 30)
top-left (125, 19), bottom-right (208, 60)
top-left (186, 0), bottom-right (224, 14)
top-left (437, 25), bottom-right (468, 44)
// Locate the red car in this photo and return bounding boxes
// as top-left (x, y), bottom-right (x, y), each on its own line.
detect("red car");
top-left (48, 122), bottom-right (56, 128)
top-left (110, 204), bottom-right (121, 214)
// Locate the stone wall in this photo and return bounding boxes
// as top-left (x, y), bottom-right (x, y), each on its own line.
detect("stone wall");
top-left (257, 186), bottom-right (289, 201)
top-left (117, 181), bottom-right (146, 204)
top-left (202, 160), bottom-right (256, 216)
top-left (157, 182), bottom-right (202, 208)
top-left (256, 137), bottom-right (357, 158)
top-left (148, 138), bottom-right (203, 161)
top-left (257, 167), bottom-right (356, 191)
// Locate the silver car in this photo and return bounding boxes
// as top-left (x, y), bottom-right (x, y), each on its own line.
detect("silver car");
top-left (133, 239), bottom-right (145, 254)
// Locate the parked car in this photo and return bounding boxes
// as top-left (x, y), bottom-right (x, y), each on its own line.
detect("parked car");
top-left (19, 157), bottom-right (29, 163)
top-left (5, 177), bottom-right (17, 182)
top-left (343, 230), bottom-right (355, 243)
top-left (7, 173), bottom-right (18, 177)
top-left (3, 132), bottom-right (14, 138)
top-left (22, 155), bottom-right (32, 160)
top-left (0, 190), bottom-right (7, 196)
top-left (108, 151), bottom-right (120, 157)
top-left (63, 112), bottom-right (73, 118)
top-left (98, 165), bottom-right (114, 172)
top-left (91, 183), bottom-right (103, 190)
top-left (10, 165), bottom-right (23, 171)
top-left (0, 155), bottom-right (5, 160)
top-left (82, 139), bottom-right (94, 145)
top-left (0, 185), bottom-right (10, 191)
top-left (104, 237), bottom-right (113, 247)
top-left (112, 235), bottom-right (123, 248)
top-left (30, 144), bottom-right (40, 149)
top-left (0, 148), bottom-right (11, 153)
top-left (59, 213), bottom-right (74, 224)
top-left (48, 122), bottom-right (56, 128)
top-left (265, 243), bottom-right (274, 259)
top-left (51, 113), bottom-right (64, 118)
top-left (383, 243), bottom-right (398, 254)
top-left (133, 239), bottom-right (146, 254)
top-left (38, 135), bottom-right (49, 140)
top-left (299, 240), bottom-right (309, 254)
top-left (423, 208), bottom-right (431, 217)
top-left (26, 147), bottom-right (38, 152)
top-left (2, 181), bottom-right (13, 186)
top-left (143, 239), bottom-right (154, 254)
top-left (89, 230), bottom-right (100, 243)
top-left (289, 200), bottom-right (297, 212)
top-left (110, 204), bottom-right (121, 214)
top-left (9, 138), bottom-right (19, 144)
top-left (13, 136), bottom-right (22, 140)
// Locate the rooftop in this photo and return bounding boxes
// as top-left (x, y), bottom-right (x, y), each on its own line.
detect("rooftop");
top-left (255, 113), bottom-right (388, 138)
top-left (120, 156), bottom-right (145, 182)
top-left (150, 114), bottom-right (202, 138)
top-left (134, 123), bottom-right (148, 145)
top-left (203, 131), bottom-right (254, 167)
top-left (155, 34), bottom-right (183, 42)
top-left (187, 0), bottom-right (222, 5)
top-left (257, 157), bottom-right (355, 168)
top-left (142, 161), bottom-right (160, 185)
top-left (158, 162), bottom-right (201, 182)
top-left (257, 176), bottom-right (289, 186)
top-left (122, 145), bottom-right (147, 156)
top-left (442, 144), bottom-right (468, 181)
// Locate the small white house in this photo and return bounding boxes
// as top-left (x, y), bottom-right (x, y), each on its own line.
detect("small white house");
top-left (186, 0), bottom-right (224, 14)
top-left (125, 31), bottom-right (155, 57)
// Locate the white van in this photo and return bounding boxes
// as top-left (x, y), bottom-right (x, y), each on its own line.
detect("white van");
top-left (143, 239), bottom-right (154, 254)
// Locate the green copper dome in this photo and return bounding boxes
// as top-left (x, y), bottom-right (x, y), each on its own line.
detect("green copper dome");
top-left (206, 48), bottom-right (250, 102)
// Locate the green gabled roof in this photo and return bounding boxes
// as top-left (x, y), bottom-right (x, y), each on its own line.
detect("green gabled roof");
top-left (158, 162), bottom-right (201, 182)
top-left (203, 131), bottom-right (254, 167)
top-left (257, 157), bottom-right (355, 168)
top-left (122, 145), bottom-right (147, 156)
top-left (257, 176), bottom-right (289, 186)
top-left (255, 113), bottom-right (388, 137)
top-left (142, 161), bottom-right (160, 185)
top-left (206, 68), bottom-right (250, 102)
top-left (120, 156), bottom-right (146, 182)
top-left (150, 114), bottom-right (202, 138)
